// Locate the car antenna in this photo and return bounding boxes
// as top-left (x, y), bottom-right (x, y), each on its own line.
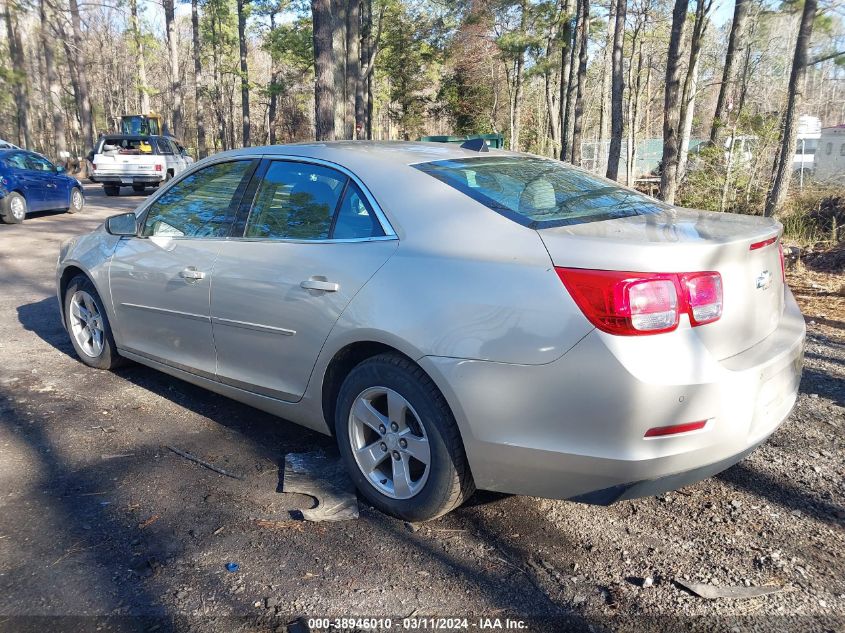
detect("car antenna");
top-left (459, 138), bottom-right (489, 152)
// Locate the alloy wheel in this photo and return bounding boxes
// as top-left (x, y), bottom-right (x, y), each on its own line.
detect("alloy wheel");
top-left (69, 290), bottom-right (104, 358)
top-left (348, 386), bottom-right (431, 499)
top-left (10, 196), bottom-right (25, 221)
top-left (71, 189), bottom-right (83, 211)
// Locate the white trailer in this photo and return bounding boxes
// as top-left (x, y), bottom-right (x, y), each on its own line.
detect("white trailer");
top-left (814, 125), bottom-right (845, 185)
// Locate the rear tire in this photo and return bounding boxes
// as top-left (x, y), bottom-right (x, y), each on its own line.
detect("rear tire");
top-left (334, 353), bottom-right (474, 522)
top-left (1, 192), bottom-right (26, 224)
top-left (66, 187), bottom-right (84, 214)
top-left (132, 184), bottom-right (145, 193)
top-left (64, 275), bottom-right (126, 370)
top-left (103, 185), bottom-right (120, 197)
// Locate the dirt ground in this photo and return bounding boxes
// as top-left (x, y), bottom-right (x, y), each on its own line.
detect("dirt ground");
top-left (0, 185), bottom-right (842, 633)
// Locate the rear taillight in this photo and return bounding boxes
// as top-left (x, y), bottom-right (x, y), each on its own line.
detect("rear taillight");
top-left (680, 272), bottom-right (722, 326)
top-left (556, 268), bottom-right (723, 336)
top-left (778, 242), bottom-right (786, 282)
top-left (91, 164), bottom-right (96, 171)
top-left (154, 164), bottom-right (163, 172)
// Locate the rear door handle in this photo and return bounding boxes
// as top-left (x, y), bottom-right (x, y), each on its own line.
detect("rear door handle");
top-left (300, 279), bottom-right (339, 292)
top-left (180, 267), bottom-right (206, 281)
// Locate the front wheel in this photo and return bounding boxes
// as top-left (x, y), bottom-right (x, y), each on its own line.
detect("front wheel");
top-left (1, 192), bottom-right (26, 224)
top-left (335, 353), bottom-right (474, 522)
top-left (66, 187), bottom-right (84, 214)
top-left (64, 275), bottom-right (126, 370)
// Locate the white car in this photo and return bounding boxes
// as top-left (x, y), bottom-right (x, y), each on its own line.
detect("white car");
top-left (91, 135), bottom-right (193, 196)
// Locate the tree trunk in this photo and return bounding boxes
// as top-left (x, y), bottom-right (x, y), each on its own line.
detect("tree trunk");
top-left (545, 66), bottom-right (559, 149)
top-left (764, 0), bottom-right (817, 217)
top-left (509, 0), bottom-right (529, 152)
top-left (237, 0), bottom-right (251, 146)
top-left (346, 0), bottom-right (361, 138)
top-left (65, 0), bottom-right (94, 150)
top-left (597, 0), bottom-right (615, 149)
top-left (710, 0), bottom-right (748, 144)
top-left (357, 0), bottom-right (369, 136)
top-left (332, 0), bottom-right (348, 138)
top-left (626, 39), bottom-right (644, 186)
top-left (192, 0), bottom-right (207, 157)
top-left (268, 71), bottom-right (279, 144)
top-left (559, 0), bottom-right (575, 160)
top-left (677, 55), bottom-right (699, 183)
top-left (606, 0), bottom-right (625, 180)
top-left (312, 0), bottom-right (335, 141)
top-left (164, 0), bottom-right (183, 139)
top-left (130, 0), bottom-right (150, 113)
top-left (39, 0), bottom-right (66, 159)
top-left (677, 0), bottom-right (711, 185)
top-left (658, 0), bottom-right (688, 204)
top-left (570, 0), bottom-right (589, 165)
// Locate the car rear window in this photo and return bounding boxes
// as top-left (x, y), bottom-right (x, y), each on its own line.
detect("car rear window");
top-left (414, 156), bottom-right (667, 228)
top-left (98, 137), bottom-right (156, 155)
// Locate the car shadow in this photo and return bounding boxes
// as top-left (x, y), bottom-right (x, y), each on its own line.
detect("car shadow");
top-left (716, 460), bottom-right (844, 527)
top-left (800, 367), bottom-right (845, 407)
top-left (17, 296), bottom-right (77, 359)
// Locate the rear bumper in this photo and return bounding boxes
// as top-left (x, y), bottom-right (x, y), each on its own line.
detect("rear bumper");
top-left (96, 175), bottom-right (162, 185)
top-left (420, 286), bottom-right (806, 503)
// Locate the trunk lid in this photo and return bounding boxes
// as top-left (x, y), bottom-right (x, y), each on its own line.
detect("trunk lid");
top-left (538, 207), bottom-right (785, 360)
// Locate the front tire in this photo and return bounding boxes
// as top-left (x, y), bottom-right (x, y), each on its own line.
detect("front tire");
top-left (64, 275), bottom-right (126, 370)
top-left (103, 185), bottom-right (120, 197)
top-left (335, 353), bottom-right (474, 521)
top-left (1, 192), bottom-right (26, 224)
top-left (132, 184), bottom-right (146, 193)
top-left (66, 187), bottom-right (84, 214)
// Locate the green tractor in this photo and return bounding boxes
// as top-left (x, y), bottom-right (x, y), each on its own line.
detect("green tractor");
top-left (119, 114), bottom-right (164, 136)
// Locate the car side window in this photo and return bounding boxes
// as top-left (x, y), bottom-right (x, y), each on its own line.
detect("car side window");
top-left (157, 138), bottom-right (174, 155)
top-left (245, 161), bottom-right (345, 240)
top-left (4, 153), bottom-right (28, 170)
top-left (25, 154), bottom-right (55, 172)
top-left (142, 160), bottom-right (255, 238)
top-left (332, 182), bottom-right (385, 239)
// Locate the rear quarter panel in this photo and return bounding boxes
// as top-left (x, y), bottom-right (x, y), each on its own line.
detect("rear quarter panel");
top-left (315, 165), bottom-right (593, 366)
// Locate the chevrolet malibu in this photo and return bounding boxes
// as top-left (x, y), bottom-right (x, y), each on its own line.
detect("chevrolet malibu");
top-left (56, 142), bottom-right (805, 521)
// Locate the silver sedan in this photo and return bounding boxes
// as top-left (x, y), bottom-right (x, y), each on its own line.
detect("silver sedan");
top-left (56, 142), bottom-right (805, 521)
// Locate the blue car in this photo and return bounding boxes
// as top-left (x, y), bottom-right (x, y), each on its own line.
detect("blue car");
top-left (0, 149), bottom-right (84, 224)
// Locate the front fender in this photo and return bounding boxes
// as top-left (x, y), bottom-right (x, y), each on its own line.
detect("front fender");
top-left (56, 227), bottom-right (120, 331)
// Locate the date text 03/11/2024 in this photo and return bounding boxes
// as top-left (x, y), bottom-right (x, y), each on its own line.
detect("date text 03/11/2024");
top-left (306, 617), bottom-right (529, 630)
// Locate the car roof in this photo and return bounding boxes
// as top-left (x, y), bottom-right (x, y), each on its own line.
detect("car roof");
top-left (99, 134), bottom-right (179, 141)
top-left (216, 140), bottom-right (514, 167)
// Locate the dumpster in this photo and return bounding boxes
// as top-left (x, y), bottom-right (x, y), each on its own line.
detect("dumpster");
top-left (419, 134), bottom-right (505, 149)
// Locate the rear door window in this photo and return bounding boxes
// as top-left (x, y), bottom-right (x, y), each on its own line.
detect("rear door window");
top-left (415, 156), bottom-right (667, 228)
top-left (141, 160), bottom-right (257, 238)
top-left (25, 154), bottom-right (56, 172)
top-left (332, 182), bottom-right (385, 239)
top-left (244, 161), bottom-right (346, 240)
top-left (4, 152), bottom-right (29, 170)
top-left (157, 138), bottom-right (174, 155)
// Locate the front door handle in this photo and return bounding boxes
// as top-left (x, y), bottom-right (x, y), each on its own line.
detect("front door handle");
top-left (300, 279), bottom-right (339, 292)
top-left (180, 267), bottom-right (206, 281)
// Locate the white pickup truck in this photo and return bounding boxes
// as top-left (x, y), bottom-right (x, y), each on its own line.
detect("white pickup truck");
top-left (91, 135), bottom-right (194, 196)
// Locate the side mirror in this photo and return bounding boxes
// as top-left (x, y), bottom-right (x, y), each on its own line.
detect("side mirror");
top-left (106, 212), bottom-right (139, 237)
